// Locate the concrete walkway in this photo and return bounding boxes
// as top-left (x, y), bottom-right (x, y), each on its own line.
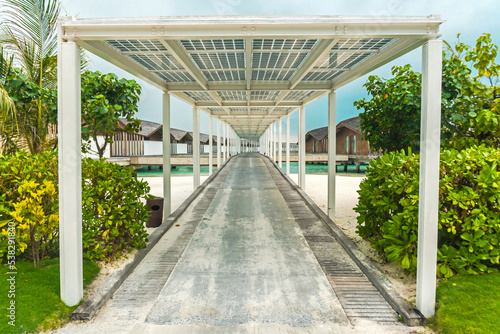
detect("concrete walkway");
top-left (54, 153), bottom-right (416, 334)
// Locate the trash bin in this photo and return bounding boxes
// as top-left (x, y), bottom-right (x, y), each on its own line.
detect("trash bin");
top-left (146, 197), bottom-right (163, 227)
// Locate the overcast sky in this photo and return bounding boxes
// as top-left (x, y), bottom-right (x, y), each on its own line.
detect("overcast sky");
top-left (60, 0), bottom-right (500, 140)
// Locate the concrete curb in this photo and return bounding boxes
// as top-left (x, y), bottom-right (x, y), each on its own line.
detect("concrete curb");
top-left (264, 155), bottom-right (426, 326)
top-left (72, 156), bottom-right (235, 321)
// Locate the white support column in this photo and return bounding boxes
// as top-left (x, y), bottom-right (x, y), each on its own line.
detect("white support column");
top-left (162, 92), bottom-right (171, 219)
top-left (222, 121), bottom-right (226, 161)
top-left (328, 91), bottom-right (336, 219)
top-left (229, 128), bottom-right (232, 157)
top-left (267, 126), bottom-right (270, 157)
top-left (58, 40), bottom-right (83, 306)
top-left (286, 114), bottom-right (290, 175)
top-left (264, 128), bottom-right (267, 155)
top-left (209, 115), bottom-right (213, 175)
top-left (272, 123), bottom-right (275, 160)
top-left (225, 123), bottom-right (228, 161)
top-left (274, 122), bottom-right (278, 162)
top-left (266, 128), bottom-right (269, 156)
top-left (269, 125), bottom-right (272, 158)
top-left (416, 40), bottom-right (442, 318)
top-left (278, 118), bottom-right (283, 169)
top-left (217, 118), bottom-right (221, 168)
top-left (268, 127), bottom-right (271, 157)
top-left (193, 107), bottom-right (200, 189)
top-left (298, 106), bottom-right (306, 189)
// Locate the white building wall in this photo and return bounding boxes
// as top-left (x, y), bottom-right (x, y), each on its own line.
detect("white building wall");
top-left (144, 141), bottom-right (163, 155)
top-left (176, 143), bottom-right (188, 154)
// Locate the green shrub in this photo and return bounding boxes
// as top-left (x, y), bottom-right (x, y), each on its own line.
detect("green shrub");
top-left (0, 152), bottom-right (151, 264)
top-left (82, 158), bottom-right (151, 261)
top-left (11, 179), bottom-right (59, 268)
top-left (0, 152), bottom-right (59, 264)
top-left (355, 146), bottom-right (500, 277)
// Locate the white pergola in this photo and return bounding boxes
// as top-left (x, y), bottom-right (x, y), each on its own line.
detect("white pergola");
top-left (57, 15), bottom-right (443, 317)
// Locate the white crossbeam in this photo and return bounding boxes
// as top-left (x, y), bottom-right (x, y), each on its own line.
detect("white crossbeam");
top-left (289, 39), bottom-right (339, 89)
top-left (160, 39), bottom-right (208, 90)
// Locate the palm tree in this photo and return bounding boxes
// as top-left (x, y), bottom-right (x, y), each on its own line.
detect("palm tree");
top-left (0, 0), bottom-right (60, 153)
top-left (0, 47), bottom-right (17, 154)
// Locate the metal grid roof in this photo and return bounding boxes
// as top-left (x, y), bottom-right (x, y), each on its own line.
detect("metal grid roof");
top-left (60, 15), bottom-right (442, 140)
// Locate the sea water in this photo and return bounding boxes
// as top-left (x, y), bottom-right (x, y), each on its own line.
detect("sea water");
top-left (136, 162), bottom-right (366, 177)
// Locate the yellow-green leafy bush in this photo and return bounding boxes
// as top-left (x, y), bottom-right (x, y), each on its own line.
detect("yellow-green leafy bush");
top-left (0, 152), bottom-right (151, 265)
top-left (355, 146), bottom-right (500, 277)
top-left (0, 152), bottom-right (59, 266)
top-left (11, 180), bottom-right (59, 268)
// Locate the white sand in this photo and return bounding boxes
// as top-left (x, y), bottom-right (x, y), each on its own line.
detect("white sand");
top-left (142, 175), bottom-right (210, 212)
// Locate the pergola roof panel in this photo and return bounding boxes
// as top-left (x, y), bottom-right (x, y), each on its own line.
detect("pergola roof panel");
top-left (155, 71), bottom-right (195, 83)
top-left (251, 70), bottom-right (295, 81)
top-left (252, 39), bottom-right (318, 50)
top-left (128, 53), bottom-right (183, 70)
top-left (251, 52), bottom-right (307, 69)
top-left (333, 37), bottom-right (395, 51)
top-left (184, 91), bottom-right (214, 101)
top-left (63, 15), bottom-right (442, 138)
top-left (250, 90), bottom-right (280, 101)
top-left (106, 39), bottom-right (167, 52)
top-left (217, 90), bottom-right (247, 101)
top-left (203, 70), bottom-right (245, 81)
top-left (283, 90), bottom-right (315, 101)
top-left (190, 52), bottom-right (245, 69)
top-left (180, 39), bottom-right (245, 51)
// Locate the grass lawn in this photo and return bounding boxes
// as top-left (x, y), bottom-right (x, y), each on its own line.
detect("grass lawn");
top-left (435, 272), bottom-right (500, 334)
top-left (0, 258), bottom-right (100, 334)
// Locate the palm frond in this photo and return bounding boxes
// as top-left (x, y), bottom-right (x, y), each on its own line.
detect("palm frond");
top-left (1, 0), bottom-right (61, 87)
top-left (0, 47), bottom-right (15, 83)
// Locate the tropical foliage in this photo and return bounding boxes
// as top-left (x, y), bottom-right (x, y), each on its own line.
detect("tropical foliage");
top-left (11, 179), bottom-right (59, 268)
top-left (355, 35), bottom-right (500, 277)
top-left (354, 33), bottom-right (500, 153)
top-left (0, 152), bottom-right (151, 266)
top-left (0, 151), bottom-right (59, 266)
top-left (0, 47), bottom-right (16, 123)
top-left (81, 158), bottom-right (151, 261)
top-left (0, 0), bottom-right (61, 153)
top-left (355, 146), bottom-right (500, 277)
top-left (81, 70), bottom-right (142, 158)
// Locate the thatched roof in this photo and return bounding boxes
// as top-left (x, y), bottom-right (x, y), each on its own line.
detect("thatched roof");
top-left (118, 118), bottom-right (162, 138)
top-left (305, 126), bottom-right (328, 141)
top-left (305, 116), bottom-right (361, 140)
top-left (169, 128), bottom-right (190, 142)
top-left (117, 118), bottom-right (220, 144)
top-left (337, 116), bottom-right (361, 133)
top-left (187, 132), bottom-right (216, 144)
